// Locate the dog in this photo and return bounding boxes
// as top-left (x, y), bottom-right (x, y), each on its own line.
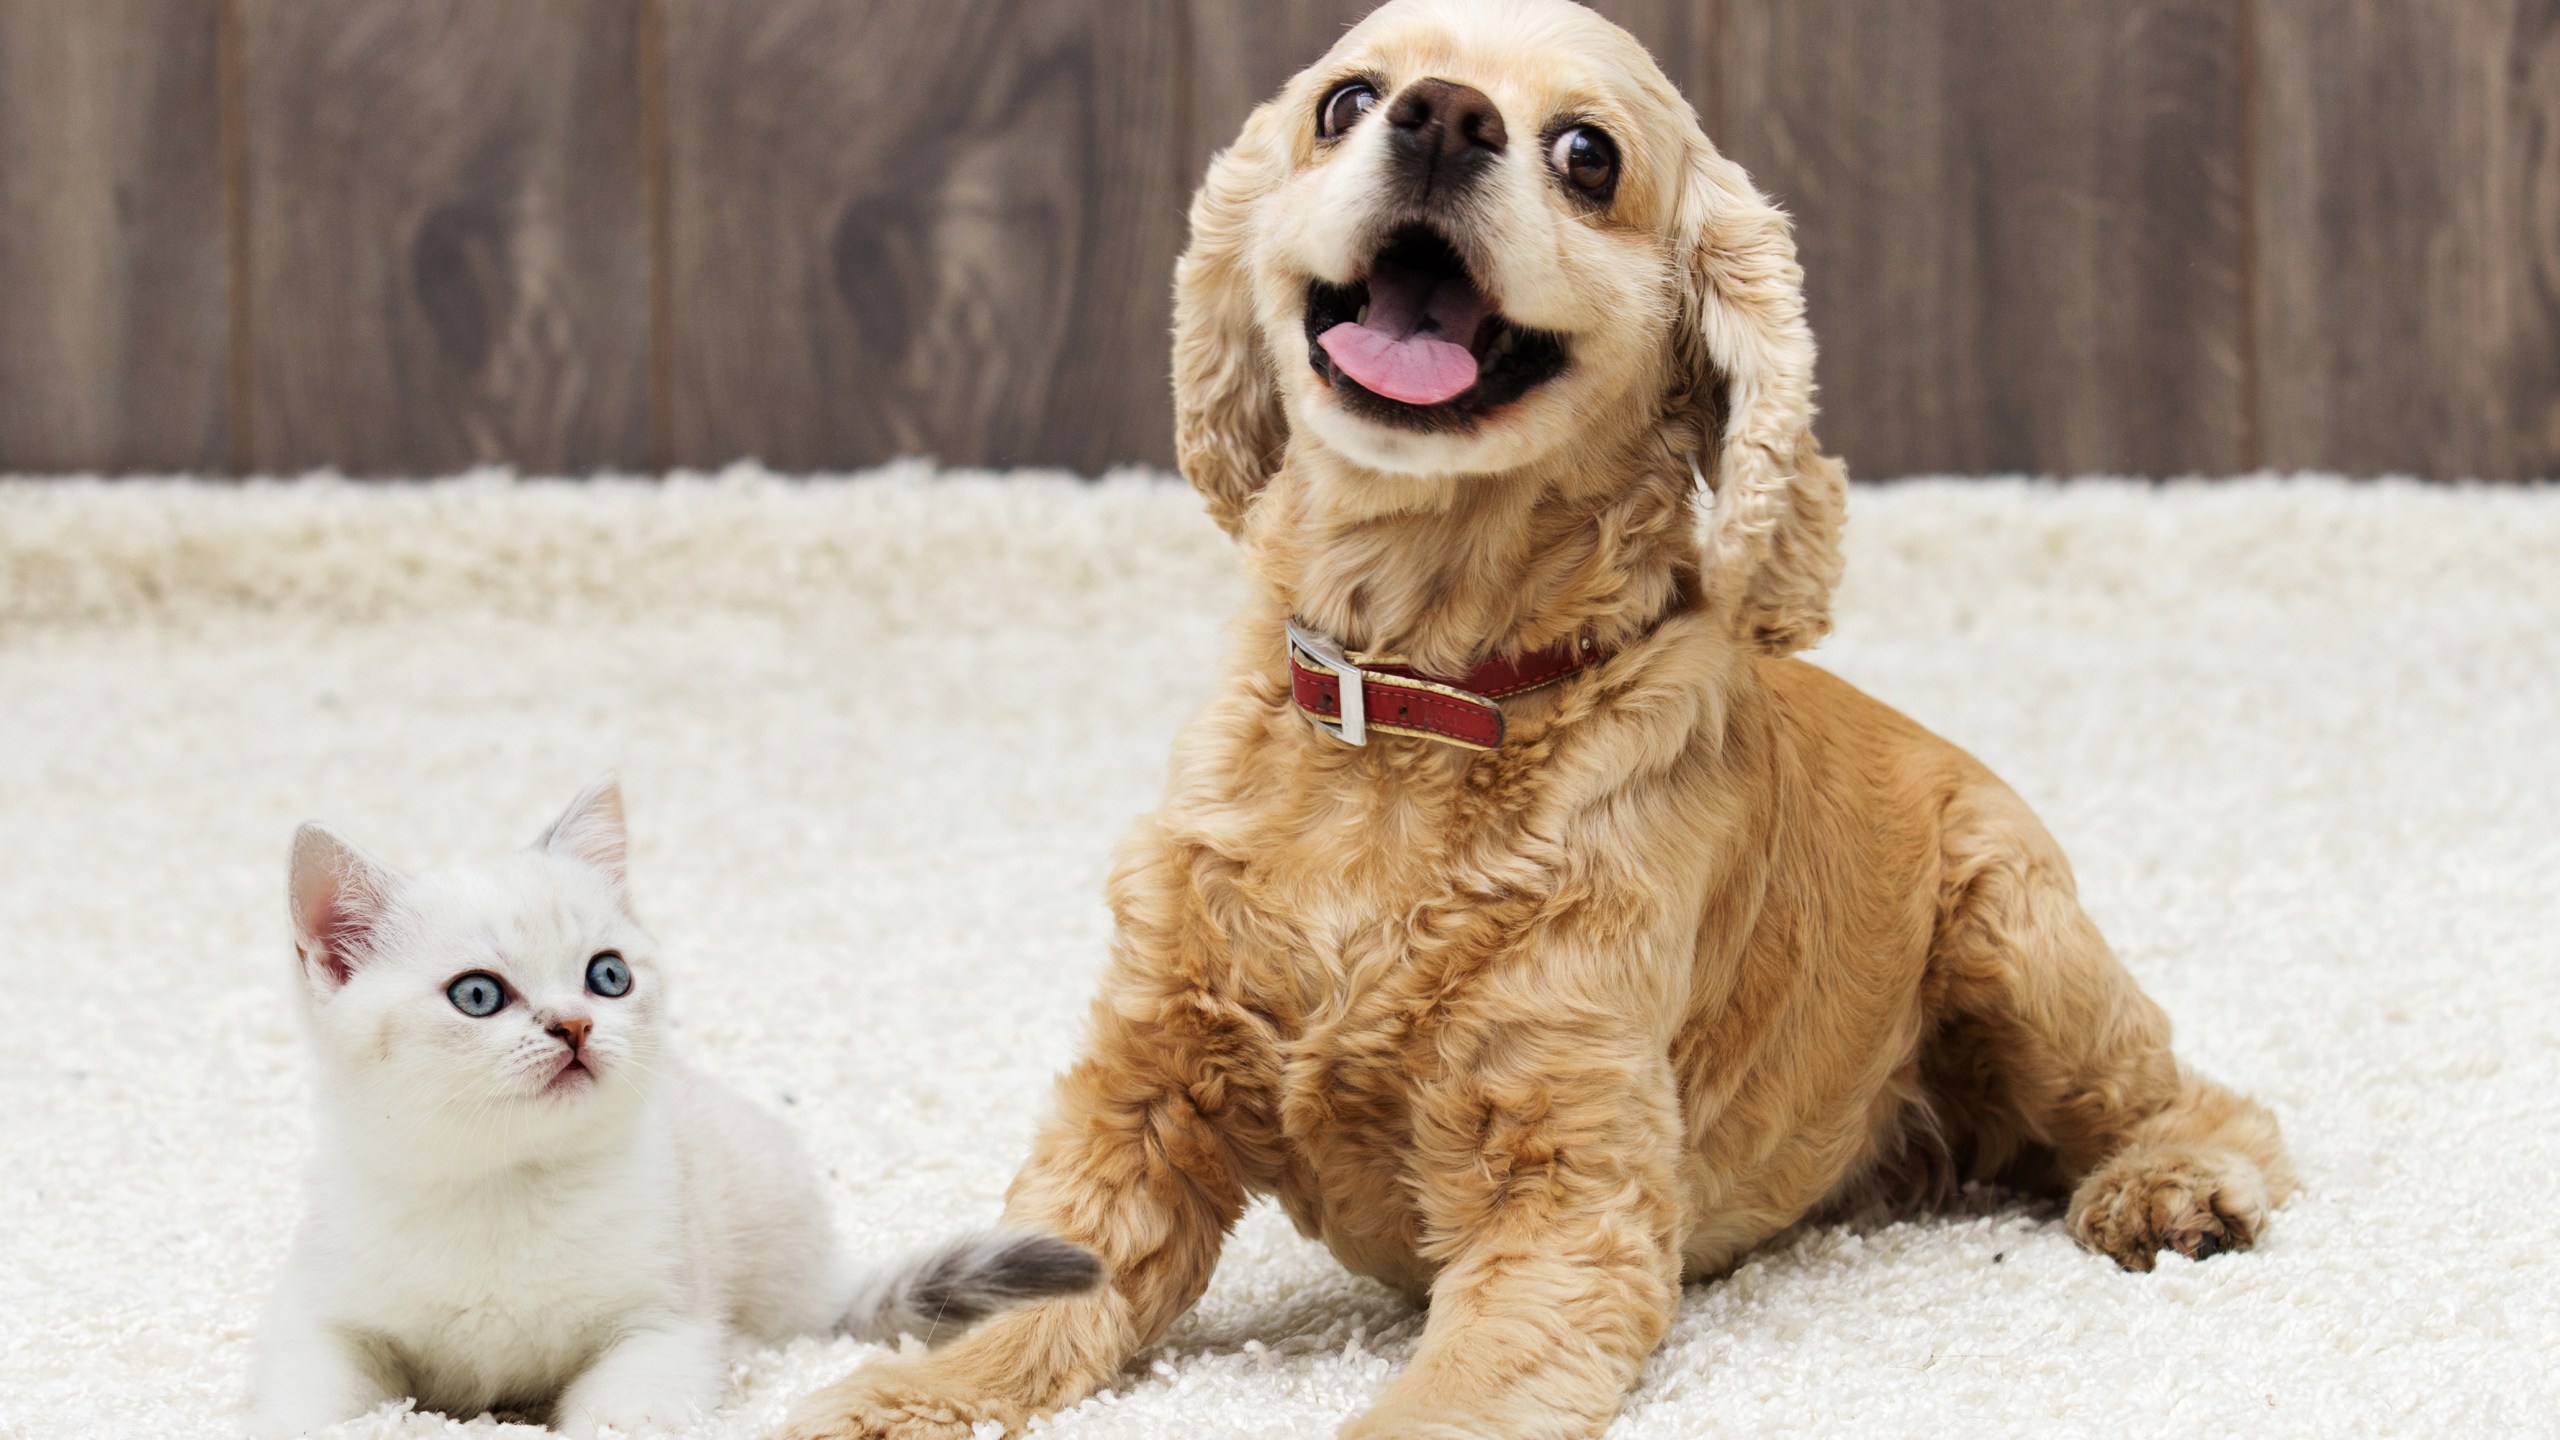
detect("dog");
top-left (784, 2), bottom-right (2293, 1435)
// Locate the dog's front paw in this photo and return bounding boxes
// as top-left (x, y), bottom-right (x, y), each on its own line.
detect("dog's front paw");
top-left (2069, 1141), bottom-right (2272, 1271)
top-left (776, 1358), bottom-right (1023, 1440)
top-left (1340, 1405), bottom-right (1487, 1440)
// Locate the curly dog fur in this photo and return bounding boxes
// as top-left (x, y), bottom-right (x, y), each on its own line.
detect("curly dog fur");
top-left (783, 2), bottom-right (2292, 1435)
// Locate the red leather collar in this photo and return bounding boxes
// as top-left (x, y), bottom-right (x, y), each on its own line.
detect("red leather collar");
top-left (1285, 617), bottom-right (1613, 750)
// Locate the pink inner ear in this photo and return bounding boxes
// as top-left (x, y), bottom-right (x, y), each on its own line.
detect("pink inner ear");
top-left (543, 781), bottom-right (628, 886)
top-left (303, 947), bottom-right (353, 988)
top-left (305, 902), bottom-right (362, 986)
top-left (293, 859), bottom-right (382, 987)
top-left (291, 824), bottom-right (397, 989)
top-left (300, 894), bottom-right (365, 987)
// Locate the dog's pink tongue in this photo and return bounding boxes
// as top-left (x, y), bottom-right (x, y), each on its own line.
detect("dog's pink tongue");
top-left (1319, 324), bottom-right (1478, 405)
top-left (1317, 260), bottom-right (1491, 406)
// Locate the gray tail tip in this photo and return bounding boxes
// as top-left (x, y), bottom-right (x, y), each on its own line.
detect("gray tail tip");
top-left (982, 1232), bottom-right (1108, 1301)
top-left (892, 1231), bottom-right (1109, 1344)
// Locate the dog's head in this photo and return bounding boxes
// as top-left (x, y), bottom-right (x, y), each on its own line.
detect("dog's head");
top-left (1175, 0), bottom-right (1844, 655)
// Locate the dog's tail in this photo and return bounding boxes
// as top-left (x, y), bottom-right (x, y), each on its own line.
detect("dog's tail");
top-left (840, 1230), bottom-right (1106, 1345)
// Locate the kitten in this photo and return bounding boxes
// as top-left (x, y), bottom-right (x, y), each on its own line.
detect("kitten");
top-left (248, 778), bottom-right (1099, 1438)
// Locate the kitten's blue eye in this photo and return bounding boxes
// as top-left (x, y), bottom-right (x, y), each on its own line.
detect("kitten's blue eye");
top-left (586, 952), bottom-right (631, 998)
top-left (447, 972), bottom-right (507, 1017)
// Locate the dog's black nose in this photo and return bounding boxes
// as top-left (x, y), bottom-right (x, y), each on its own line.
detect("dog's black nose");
top-left (1388, 78), bottom-right (1508, 158)
top-left (1392, 79), bottom-right (1505, 197)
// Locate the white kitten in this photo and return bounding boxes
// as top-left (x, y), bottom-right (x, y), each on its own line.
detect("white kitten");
top-left (248, 778), bottom-right (1098, 1438)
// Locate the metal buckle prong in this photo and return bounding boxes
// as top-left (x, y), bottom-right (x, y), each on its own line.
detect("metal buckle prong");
top-left (1287, 618), bottom-right (1366, 745)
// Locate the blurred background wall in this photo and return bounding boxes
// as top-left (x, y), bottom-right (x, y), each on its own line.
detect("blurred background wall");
top-left (0, 0), bottom-right (2552, 481)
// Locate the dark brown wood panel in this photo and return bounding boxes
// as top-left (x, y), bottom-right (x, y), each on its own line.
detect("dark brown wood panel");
top-left (661, 0), bottom-right (1190, 473)
top-left (1719, 0), bottom-right (2248, 479)
top-left (1182, 0), bottom-right (1374, 185)
top-left (2255, 0), bottom-right (2560, 480)
top-left (4, 0), bottom-right (2550, 480)
top-left (1582, 0), bottom-right (1715, 129)
top-left (237, 0), bottom-right (649, 475)
top-left (0, 0), bottom-right (226, 473)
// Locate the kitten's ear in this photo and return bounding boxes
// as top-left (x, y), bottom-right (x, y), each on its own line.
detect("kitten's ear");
top-left (539, 775), bottom-right (626, 887)
top-left (289, 823), bottom-right (399, 990)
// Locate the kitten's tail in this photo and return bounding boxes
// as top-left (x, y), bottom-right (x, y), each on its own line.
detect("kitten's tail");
top-left (840, 1230), bottom-right (1106, 1346)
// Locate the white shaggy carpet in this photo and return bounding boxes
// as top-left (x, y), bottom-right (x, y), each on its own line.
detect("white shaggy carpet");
top-left (2, 467), bottom-right (2555, 1440)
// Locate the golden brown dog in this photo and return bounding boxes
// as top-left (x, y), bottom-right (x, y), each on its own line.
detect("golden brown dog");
top-left (786, 2), bottom-right (2292, 1435)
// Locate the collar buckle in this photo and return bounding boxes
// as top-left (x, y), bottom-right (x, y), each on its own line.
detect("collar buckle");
top-left (1286, 617), bottom-right (1366, 745)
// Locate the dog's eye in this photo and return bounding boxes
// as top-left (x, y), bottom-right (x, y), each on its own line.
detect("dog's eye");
top-left (1318, 80), bottom-right (1379, 139)
top-left (1550, 125), bottom-right (1619, 201)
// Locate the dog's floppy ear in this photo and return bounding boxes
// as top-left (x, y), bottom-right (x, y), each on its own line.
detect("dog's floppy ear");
top-left (1670, 141), bottom-right (1847, 656)
top-left (1173, 103), bottom-right (1290, 539)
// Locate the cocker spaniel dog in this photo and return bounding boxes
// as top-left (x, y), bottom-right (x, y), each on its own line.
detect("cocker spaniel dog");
top-left (787, 2), bottom-right (2292, 1436)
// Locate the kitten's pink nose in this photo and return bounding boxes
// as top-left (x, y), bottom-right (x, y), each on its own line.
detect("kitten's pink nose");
top-left (549, 1015), bottom-right (592, 1052)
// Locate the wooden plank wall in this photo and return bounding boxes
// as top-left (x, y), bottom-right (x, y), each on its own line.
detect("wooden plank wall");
top-left (657, 0), bottom-right (1195, 472)
top-left (0, 0), bottom-right (228, 472)
top-left (236, 0), bottom-right (652, 474)
top-left (1721, 0), bottom-right (2252, 477)
top-left (0, 0), bottom-right (2552, 480)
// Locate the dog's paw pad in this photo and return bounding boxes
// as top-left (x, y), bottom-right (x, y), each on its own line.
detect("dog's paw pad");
top-left (2068, 1143), bottom-right (2269, 1271)
top-left (777, 1379), bottom-right (1009, 1440)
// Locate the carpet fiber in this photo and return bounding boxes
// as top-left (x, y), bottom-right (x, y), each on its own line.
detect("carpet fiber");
top-left (2, 468), bottom-right (2553, 1439)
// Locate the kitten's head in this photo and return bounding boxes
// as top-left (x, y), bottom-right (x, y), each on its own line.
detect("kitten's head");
top-left (287, 778), bottom-right (665, 1158)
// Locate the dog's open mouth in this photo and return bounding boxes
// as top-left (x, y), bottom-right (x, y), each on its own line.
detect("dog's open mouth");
top-left (1306, 225), bottom-right (1568, 428)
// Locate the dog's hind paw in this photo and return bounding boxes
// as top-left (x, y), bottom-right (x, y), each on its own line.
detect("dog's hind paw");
top-left (2068, 1141), bottom-right (2272, 1271)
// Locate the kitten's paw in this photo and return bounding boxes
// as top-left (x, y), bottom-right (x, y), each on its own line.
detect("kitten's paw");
top-left (556, 1318), bottom-right (723, 1437)
top-left (776, 1361), bottom-right (1022, 1440)
top-left (240, 1408), bottom-right (316, 1440)
top-left (556, 1379), bottom-right (710, 1438)
top-left (241, 1392), bottom-right (385, 1437)
top-left (556, 1396), bottom-right (698, 1440)
top-left (2069, 1141), bottom-right (2271, 1271)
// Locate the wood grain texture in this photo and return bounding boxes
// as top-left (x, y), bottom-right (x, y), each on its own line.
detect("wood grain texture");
top-left (237, 0), bottom-right (649, 475)
top-left (0, 0), bottom-right (226, 473)
top-left (660, 0), bottom-right (1189, 472)
top-left (2255, 0), bottom-right (2560, 480)
top-left (1582, 0), bottom-right (1714, 130)
top-left (1183, 0), bottom-right (1374, 183)
top-left (8, 0), bottom-right (2549, 480)
top-left (1719, 0), bottom-right (2248, 479)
